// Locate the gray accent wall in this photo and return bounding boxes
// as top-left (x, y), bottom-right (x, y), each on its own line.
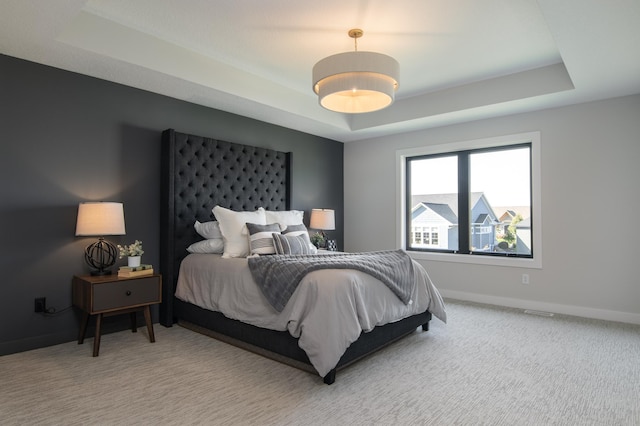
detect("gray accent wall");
top-left (0, 54), bottom-right (344, 355)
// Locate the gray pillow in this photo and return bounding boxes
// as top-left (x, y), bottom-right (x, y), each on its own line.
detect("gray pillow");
top-left (282, 224), bottom-right (318, 254)
top-left (272, 232), bottom-right (314, 255)
top-left (246, 223), bottom-right (281, 255)
top-left (282, 223), bottom-right (308, 235)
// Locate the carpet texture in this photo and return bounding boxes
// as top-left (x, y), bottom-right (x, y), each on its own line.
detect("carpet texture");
top-left (1, 300), bottom-right (638, 425)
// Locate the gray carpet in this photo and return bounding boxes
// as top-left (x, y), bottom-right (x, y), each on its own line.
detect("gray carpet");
top-left (1, 300), bottom-right (638, 425)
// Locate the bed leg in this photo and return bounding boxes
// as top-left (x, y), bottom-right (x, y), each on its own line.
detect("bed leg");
top-left (323, 369), bottom-right (336, 385)
top-left (422, 322), bottom-right (429, 332)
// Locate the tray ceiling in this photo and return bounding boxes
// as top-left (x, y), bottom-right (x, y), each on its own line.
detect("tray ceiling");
top-left (1, 0), bottom-right (639, 142)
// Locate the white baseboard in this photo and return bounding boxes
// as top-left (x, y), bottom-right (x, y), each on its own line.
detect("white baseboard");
top-left (439, 289), bottom-right (640, 325)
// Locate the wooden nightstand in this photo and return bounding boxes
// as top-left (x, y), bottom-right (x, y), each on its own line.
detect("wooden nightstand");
top-left (72, 274), bottom-right (162, 356)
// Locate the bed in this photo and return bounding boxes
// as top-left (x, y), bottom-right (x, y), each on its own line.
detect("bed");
top-left (159, 128), bottom-right (446, 384)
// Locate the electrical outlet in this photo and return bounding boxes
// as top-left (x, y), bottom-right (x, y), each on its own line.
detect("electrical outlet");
top-left (521, 274), bottom-right (530, 285)
top-left (34, 297), bottom-right (46, 313)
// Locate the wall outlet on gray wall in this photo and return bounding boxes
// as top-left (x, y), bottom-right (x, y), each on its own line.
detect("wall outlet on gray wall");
top-left (34, 297), bottom-right (46, 313)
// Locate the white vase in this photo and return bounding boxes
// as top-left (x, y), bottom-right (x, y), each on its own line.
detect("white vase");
top-left (128, 256), bottom-right (141, 267)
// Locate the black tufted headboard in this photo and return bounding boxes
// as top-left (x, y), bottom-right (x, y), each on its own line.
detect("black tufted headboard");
top-left (159, 129), bottom-right (291, 326)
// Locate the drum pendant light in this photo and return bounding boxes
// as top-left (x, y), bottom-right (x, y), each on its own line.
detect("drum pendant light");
top-left (312, 29), bottom-right (399, 114)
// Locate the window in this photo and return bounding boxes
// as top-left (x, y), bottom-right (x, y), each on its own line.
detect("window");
top-left (397, 132), bottom-right (541, 268)
top-left (410, 226), bottom-right (439, 247)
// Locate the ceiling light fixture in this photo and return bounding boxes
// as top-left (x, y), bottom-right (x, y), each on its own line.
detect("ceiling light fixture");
top-left (312, 29), bottom-right (399, 114)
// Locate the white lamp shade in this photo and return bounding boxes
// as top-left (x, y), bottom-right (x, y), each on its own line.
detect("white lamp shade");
top-left (310, 209), bottom-right (335, 231)
top-left (313, 51), bottom-right (399, 114)
top-left (75, 202), bottom-right (126, 236)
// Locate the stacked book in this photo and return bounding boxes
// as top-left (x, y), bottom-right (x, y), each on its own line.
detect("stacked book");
top-left (118, 264), bottom-right (154, 277)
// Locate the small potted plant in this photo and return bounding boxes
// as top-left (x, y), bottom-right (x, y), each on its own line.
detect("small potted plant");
top-left (117, 240), bottom-right (144, 267)
top-left (310, 232), bottom-right (325, 249)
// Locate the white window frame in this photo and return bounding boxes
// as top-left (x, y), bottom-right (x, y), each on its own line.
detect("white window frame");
top-left (396, 132), bottom-right (542, 269)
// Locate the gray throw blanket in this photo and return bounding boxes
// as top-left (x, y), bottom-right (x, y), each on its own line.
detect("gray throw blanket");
top-left (247, 249), bottom-right (415, 312)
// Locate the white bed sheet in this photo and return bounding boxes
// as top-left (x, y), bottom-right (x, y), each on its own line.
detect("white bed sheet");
top-left (175, 253), bottom-right (446, 377)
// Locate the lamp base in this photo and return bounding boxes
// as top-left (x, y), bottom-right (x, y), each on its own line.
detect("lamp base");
top-left (84, 237), bottom-right (118, 276)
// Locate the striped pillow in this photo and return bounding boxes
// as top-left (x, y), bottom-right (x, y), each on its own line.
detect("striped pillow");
top-left (281, 223), bottom-right (308, 236)
top-left (272, 233), bottom-right (314, 255)
top-left (282, 224), bottom-right (318, 254)
top-left (246, 223), bottom-right (281, 255)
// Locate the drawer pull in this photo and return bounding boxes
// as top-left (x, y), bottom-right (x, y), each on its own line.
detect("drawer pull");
top-left (126, 290), bottom-right (132, 296)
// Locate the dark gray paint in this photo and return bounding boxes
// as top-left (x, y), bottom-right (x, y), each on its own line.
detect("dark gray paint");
top-left (0, 54), bottom-right (343, 355)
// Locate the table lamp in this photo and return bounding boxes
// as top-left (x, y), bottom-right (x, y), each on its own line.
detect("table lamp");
top-left (75, 202), bottom-right (126, 276)
top-left (310, 208), bottom-right (335, 249)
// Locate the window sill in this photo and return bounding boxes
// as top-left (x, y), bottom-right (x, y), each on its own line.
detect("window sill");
top-left (407, 250), bottom-right (542, 269)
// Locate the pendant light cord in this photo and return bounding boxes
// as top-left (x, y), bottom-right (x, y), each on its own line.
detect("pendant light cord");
top-left (348, 28), bottom-right (363, 52)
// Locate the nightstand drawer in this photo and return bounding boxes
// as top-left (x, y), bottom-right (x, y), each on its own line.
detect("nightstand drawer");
top-left (92, 277), bottom-right (161, 312)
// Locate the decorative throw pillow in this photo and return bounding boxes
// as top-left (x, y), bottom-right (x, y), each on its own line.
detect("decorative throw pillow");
top-left (272, 233), bottom-right (314, 255)
top-left (264, 210), bottom-right (304, 229)
top-left (281, 223), bottom-right (308, 236)
top-left (186, 238), bottom-right (224, 254)
top-left (282, 224), bottom-right (318, 254)
top-left (213, 206), bottom-right (266, 258)
top-left (194, 220), bottom-right (222, 239)
top-left (246, 223), bottom-right (281, 255)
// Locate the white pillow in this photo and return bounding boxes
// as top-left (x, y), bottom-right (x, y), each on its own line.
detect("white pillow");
top-left (186, 239), bottom-right (224, 254)
top-left (194, 220), bottom-right (222, 239)
top-left (264, 210), bottom-right (304, 230)
top-left (213, 206), bottom-right (266, 258)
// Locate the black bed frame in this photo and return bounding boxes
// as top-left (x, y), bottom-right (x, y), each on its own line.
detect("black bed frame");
top-left (159, 129), bottom-right (431, 384)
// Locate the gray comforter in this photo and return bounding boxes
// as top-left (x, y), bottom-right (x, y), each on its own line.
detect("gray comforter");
top-left (248, 249), bottom-right (415, 312)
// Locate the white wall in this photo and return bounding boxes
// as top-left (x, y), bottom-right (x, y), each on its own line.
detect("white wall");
top-left (344, 94), bottom-right (640, 324)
